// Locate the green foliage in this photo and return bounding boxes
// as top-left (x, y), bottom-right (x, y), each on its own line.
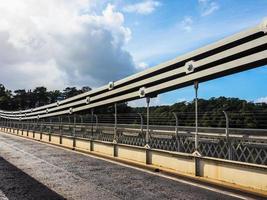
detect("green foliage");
top-left (0, 84), bottom-right (91, 111)
top-left (0, 83), bottom-right (266, 129)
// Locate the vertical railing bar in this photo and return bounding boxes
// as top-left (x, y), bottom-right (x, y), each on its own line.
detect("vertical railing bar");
top-left (146, 97), bottom-right (150, 147)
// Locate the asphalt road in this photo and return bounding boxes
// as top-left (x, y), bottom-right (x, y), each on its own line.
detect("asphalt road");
top-left (0, 132), bottom-right (260, 200)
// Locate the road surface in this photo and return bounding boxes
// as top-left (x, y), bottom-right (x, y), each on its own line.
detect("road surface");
top-left (0, 132), bottom-right (261, 200)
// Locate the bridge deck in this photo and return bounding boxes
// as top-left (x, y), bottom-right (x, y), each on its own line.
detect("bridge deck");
top-left (0, 132), bottom-right (261, 200)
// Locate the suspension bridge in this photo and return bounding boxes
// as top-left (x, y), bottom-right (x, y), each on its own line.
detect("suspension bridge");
top-left (0, 18), bottom-right (267, 199)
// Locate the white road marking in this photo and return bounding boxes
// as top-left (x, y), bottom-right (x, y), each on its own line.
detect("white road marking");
top-left (0, 132), bottom-right (257, 200)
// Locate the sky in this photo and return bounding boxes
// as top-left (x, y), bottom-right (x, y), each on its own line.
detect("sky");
top-left (0, 0), bottom-right (267, 106)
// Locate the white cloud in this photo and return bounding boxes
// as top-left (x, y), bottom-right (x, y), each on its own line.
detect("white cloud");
top-left (181, 16), bottom-right (193, 32)
top-left (198, 0), bottom-right (219, 16)
top-left (123, 0), bottom-right (161, 15)
top-left (255, 97), bottom-right (267, 103)
top-left (0, 0), bottom-right (135, 90)
top-left (136, 62), bottom-right (149, 70)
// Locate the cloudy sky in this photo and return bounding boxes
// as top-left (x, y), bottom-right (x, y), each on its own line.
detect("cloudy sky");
top-left (0, 0), bottom-right (267, 105)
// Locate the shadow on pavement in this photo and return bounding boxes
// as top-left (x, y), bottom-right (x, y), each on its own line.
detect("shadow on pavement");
top-left (0, 156), bottom-right (65, 200)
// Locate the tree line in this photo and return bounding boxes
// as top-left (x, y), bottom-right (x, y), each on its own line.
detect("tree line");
top-left (0, 84), bottom-right (91, 110)
top-left (1, 84), bottom-right (267, 129)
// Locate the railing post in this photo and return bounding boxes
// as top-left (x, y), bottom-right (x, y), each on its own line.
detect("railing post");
top-left (73, 114), bottom-right (76, 148)
top-left (94, 114), bottom-right (98, 133)
top-left (137, 113), bottom-right (143, 134)
top-left (59, 116), bottom-right (62, 144)
top-left (73, 114), bottom-right (76, 137)
top-left (173, 112), bottom-right (179, 137)
top-left (113, 103), bottom-right (118, 157)
top-left (173, 112), bottom-right (180, 152)
top-left (193, 81), bottom-right (200, 155)
top-left (40, 119), bottom-right (43, 140)
top-left (22, 120), bottom-right (24, 135)
top-left (91, 109), bottom-right (94, 138)
top-left (145, 97), bottom-right (150, 148)
top-left (49, 118), bottom-right (52, 141)
top-left (33, 118), bottom-right (39, 138)
top-left (49, 118), bottom-right (52, 133)
top-left (114, 103), bottom-right (118, 142)
top-left (33, 119), bottom-right (36, 132)
top-left (28, 119), bottom-right (31, 136)
top-left (79, 115), bottom-right (85, 138)
top-left (223, 111), bottom-right (232, 160)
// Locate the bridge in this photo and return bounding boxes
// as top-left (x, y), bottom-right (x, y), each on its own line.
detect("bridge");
top-left (0, 18), bottom-right (267, 199)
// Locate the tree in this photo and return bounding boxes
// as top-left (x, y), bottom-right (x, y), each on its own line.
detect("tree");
top-left (63, 87), bottom-right (83, 99)
top-left (0, 84), bottom-right (12, 110)
top-left (33, 87), bottom-right (49, 107)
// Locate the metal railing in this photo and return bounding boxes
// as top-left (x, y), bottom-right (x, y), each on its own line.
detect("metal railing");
top-left (1, 111), bottom-right (267, 165)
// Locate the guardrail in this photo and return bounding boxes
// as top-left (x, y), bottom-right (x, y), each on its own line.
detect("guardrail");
top-left (0, 18), bottom-right (267, 120)
top-left (1, 119), bottom-right (266, 166)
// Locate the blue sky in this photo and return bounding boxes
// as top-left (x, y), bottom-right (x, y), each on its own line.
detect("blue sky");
top-left (0, 0), bottom-right (266, 105)
top-left (120, 0), bottom-right (267, 105)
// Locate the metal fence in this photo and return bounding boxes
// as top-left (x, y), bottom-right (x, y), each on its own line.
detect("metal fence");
top-left (1, 111), bottom-right (267, 166)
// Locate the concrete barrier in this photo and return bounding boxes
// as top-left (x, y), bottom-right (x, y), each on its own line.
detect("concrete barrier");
top-left (1, 128), bottom-right (267, 197)
top-left (200, 158), bottom-right (267, 192)
top-left (61, 136), bottom-right (74, 148)
top-left (41, 133), bottom-right (50, 142)
top-left (34, 132), bottom-right (41, 140)
top-left (93, 141), bottom-right (114, 156)
top-left (75, 138), bottom-right (91, 152)
top-left (151, 150), bottom-right (195, 175)
top-left (28, 131), bottom-right (34, 138)
top-left (117, 145), bottom-right (146, 164)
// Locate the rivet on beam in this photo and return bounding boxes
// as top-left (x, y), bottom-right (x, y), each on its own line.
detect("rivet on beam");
top-left (185, 60), bottom-right (196, 74)
top-left (46, 108), bottom-right (49, 114)
top-left (108, 81), bottom-right (114, 90)
top-left (85, 97), bottom-right (90, 104)
top-left (139, 87), bottom-right (146, 98)
top-left (69, 107), bottom-right (73, 115)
